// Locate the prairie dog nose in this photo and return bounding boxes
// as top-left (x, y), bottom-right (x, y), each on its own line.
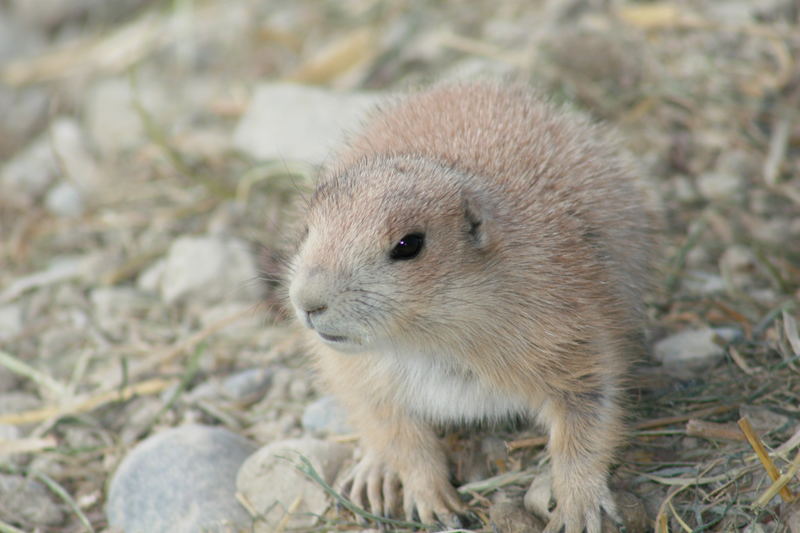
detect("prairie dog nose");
top-left (290, 268), bottom-right (332, 324)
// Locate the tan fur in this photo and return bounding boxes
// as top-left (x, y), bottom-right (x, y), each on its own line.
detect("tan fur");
top-left (287, 81), bottom-right (658, 532)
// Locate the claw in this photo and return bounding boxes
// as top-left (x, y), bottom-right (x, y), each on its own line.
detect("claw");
top-left (382, 471), bottom-right (400, 518)
top-left (345, 452), bottom-right (464, 529)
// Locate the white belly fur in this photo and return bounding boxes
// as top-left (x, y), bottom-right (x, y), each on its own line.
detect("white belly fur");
top-left (378, 349), bottom-right (530, 424)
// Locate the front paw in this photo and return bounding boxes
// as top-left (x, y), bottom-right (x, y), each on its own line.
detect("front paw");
top-left (542, 482), bottom-right (619, 533)
top-left (344, 451), bottom-right (464, 528)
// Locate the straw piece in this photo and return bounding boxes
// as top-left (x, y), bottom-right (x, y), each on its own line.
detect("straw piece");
top-left (738, 416), bottom-right (794, 503)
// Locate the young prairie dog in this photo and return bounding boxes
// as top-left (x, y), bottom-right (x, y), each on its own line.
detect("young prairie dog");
top-left (287, 81), bottom-right (657, 533)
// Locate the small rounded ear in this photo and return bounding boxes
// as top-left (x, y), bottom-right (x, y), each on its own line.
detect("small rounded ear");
top-left (461, 189), bottom-right (493, 249)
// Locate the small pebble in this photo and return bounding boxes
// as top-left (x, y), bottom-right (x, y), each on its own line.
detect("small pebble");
top-left (0, 474), bottom-right (65, 526)
top-left (221, 368), bottom-right (273, 402)
top-left (0, 304), bottom-right (23, 342)
top-left (653, 327), bottom-right (740, 379)
top-left (490, 493), bottom-right (545, 533)
top-left (44, 181), bottom-right (85, 217)
top-left (301, 395), bottom-right (352, 435)
top-left (696, 171), bottom-right (743, 201)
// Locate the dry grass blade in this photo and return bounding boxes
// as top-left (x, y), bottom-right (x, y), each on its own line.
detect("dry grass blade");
top-left (686, 420), bottom-right (745, 442)
top-left (505, 435), bottom-right (547, 451)
top-left (738, 417), bottom-right (795, 503)
top-left (287, 28), bottom-right (377, 84)
top-left (763, 117), bottom-right (791, 186)
top-left (776, 426), bottom-right (800, 458)
top-left (508, 405), bottom-right (740, 450)
top-left (753, 448), bottom-right (800, 508)
top-left (753, 451), bottom-right (800, 508)
top-left (0, 521), bottom-right (27, 533)
top-left (33, 471), bottom-right (95, 533)
top-left (117, 307), bottom-right (254, 385)
top-left (0, 350), bottom-right (68, 397)
top-left (0, 258), bottom-right (85, 304)
top-left (457, 468), bottom-right (537, 494)
top-left (728, 345), bottom-right (758, 375)
top-left (0, 13), bottom-right (166, 86)
top-left (0, 378), bottom-right (171, 426)
top-left (273, 495), bottom-right (303, 533)
top-left (618, 3), bottom-right (687, 30)
top-left (0, 436), bottom-right (56, 456)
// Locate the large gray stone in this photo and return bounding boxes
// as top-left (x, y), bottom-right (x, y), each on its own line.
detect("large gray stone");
top-left (236, 437), bottom-right (350, 532)
top-left (233, 83), bottom-right (381, 165)
top-left (106, 424), bottom-right (256, 533)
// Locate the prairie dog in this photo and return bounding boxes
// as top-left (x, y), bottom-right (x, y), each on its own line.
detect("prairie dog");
top-left (287, 81), bottom-right (657, 533)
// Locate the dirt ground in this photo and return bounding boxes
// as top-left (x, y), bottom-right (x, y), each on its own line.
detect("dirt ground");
top-left (1, 0), bottom-right (799, 532)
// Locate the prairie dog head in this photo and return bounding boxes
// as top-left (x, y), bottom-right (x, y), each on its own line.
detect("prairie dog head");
top-left (288, 155), bottom-right (498, 353)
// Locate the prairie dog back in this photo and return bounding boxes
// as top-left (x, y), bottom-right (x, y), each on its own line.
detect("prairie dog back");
top-left (288, 81), bottom-right (657, 533)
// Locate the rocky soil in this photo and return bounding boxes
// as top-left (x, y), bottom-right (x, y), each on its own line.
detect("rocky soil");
top-left (1, 0), bottom-right (799, 532)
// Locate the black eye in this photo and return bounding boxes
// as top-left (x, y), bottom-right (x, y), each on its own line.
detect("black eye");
top-left (390, 233), bottom-right (425, 260)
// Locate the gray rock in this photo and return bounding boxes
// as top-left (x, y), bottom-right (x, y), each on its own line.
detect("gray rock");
top-left (106, 424), bottom-right (256, 533)
top-left (696, 171), bottom-right (743, 201)
top-left (233, 83), bottom-right (381, 165)
top-left (137, 258), bottom-right (166, 294)
top-left (302, 395), bottom-right (352, 435)
top-left (221, 368), bottom-right (273, 402)
top-left (85, 77), bottom-right (168, 157)
top-left (45, 181), bottom-right (84, 217)
top-left (0, 130), bottom-right (60, 203)
top-left (0, 88), bottom-right (48, 157)
top-left (653, 328), bottom-right (740, 379)
top-left (236, 437), bottom-right (351, 531)
top-left (0, 304), bottom-right (23, 342)
top-left (189, 368), bottom-right (274, 404)
top-left (0, 424), bottom-right (20, 441)
top-left (50, 118), bottom-right (102, 192)
top-left (0, 117), bottom-right (98, 208)
top-left (0, 474), bottom-right (64, 526)
top-left (719, 244), bottom-right (756, 290)
top-left (681, 270), bottom-right (725, 295)
top-left (0, 7), bottom-right (44, 63)
top-left (786, 499), bottom-right (800, 533)
top-left (160, 236), bottom-right (258, 304)
top-left (490, 494), bottom-right (545, 533)
top-left (90, 286), bottom-right (149, 337)
top-left (739, 405), bottom-right (789, 434)
top-left (0, 8), bottom-right (48, 157)
top-left (199, 303), bottom-right (264, 340)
